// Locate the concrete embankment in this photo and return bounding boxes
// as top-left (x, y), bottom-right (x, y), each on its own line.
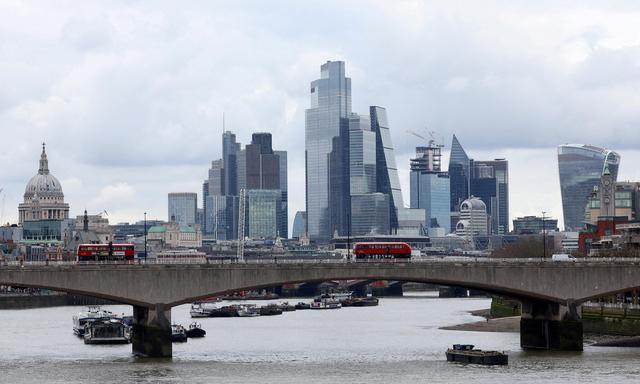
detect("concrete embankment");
top-left (0, 293), bottom-right (116, 309)
top-left (442, 298), bottom-right (640, 347)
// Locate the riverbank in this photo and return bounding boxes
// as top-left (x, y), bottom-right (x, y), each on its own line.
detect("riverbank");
top-left (443, 308), bottom-right (640, 347)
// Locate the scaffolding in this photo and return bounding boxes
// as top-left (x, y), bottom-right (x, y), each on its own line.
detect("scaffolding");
top-left (236, 188), bottom-right (246, 262)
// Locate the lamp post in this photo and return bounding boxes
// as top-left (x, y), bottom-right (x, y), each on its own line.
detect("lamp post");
top-left (542, 211), bottom-right (547, 260)
top-left (144, 212), bottom-right (147, 261)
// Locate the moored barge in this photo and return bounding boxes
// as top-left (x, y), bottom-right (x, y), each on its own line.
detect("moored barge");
top-left (445, 344), bottom-right (508, 365)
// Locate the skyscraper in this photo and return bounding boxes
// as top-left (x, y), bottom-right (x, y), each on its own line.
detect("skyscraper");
top-left (371, 106), bottom-right (404, 232)
top-left (168, 192), bottom-right (198, 227)
top-left (448, 134), bottom-right (471, 211)
top-left (558, 144), bottom-right (620, 231)
top-left (470, 159), bottom-right (509, 234)
top-left (305, 61), bottom-right (352, 242)
top-left (222, 131), bottom-right (240, 196)
top-left (410, 143), bottom-right (451, 234)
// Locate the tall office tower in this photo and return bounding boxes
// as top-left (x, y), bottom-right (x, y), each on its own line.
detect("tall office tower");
top-left (239, 133), bottom-right (288, 239)
top-left (205, 195), bottom-right (238, 240)
top-left (246, 189), bottom-right (281, 239)
top-left (222, 131), bottom-right (240, 196)
top-left (208, 159), bottom-right (224, 196)
top-left (246, 133), bottom-right (280, 189)
top-left (275, 150), bottom-right (288, 238)
top-left (349, 112), bottom-right (390, 235)
top-left (471, 159), bottom-right (509, 234)
top-left (168, 192), bottom-right (198, 227)
top-left (448, 134), bottom-right (471, 230)
top-left (292, 211), bottom-right (307, 239)
top-left (558, 144), bottom-right (620, 231)
top-left (448, 135), bottom-right (471, 208)
top-left (305, 61), bottom-right (352, 242)
top-left (202, 181), bottom-right (209, 233)
top-left (205, 157), bottom-right (233, 239)
top-left (371, 106), bottom-right (404, 233)
top-left (410, 144), bottom-right (451, 235)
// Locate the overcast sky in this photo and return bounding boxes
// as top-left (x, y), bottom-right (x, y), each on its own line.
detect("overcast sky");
top-left (1, 1), bottom-right (639, 231)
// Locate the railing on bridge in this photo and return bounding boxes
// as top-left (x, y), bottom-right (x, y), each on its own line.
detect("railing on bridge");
top-left (4, 256), bottom-right (640, 267)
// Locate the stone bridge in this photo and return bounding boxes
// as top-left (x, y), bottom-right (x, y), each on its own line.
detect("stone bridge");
top-left (2, 259), bottom-right (640, 357)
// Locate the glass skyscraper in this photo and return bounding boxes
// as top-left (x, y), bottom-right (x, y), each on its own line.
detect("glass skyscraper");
top-left (448, 134), bottom-right (471, 212)
top-left (410, 145), bottom-right (451, 234)
top-left (409, 141), bottom-right (451, 235)
top-left (246, 189), bottom-right (281, 239)
top-left (558, 144), bottom-right (620, 231)
top-left (305, 61), bottom-right (352, 242)
top-left (292, 211), bottom-right (307, 239)
top-left (371, 106), bottom-right (404, 232)
top-left (470, 159), bottom-right (509, 234)
top-left (168, 192), bottom-right (198, 227)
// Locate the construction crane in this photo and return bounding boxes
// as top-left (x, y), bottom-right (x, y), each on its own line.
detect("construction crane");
top-left (406, 129), bottom-right (444, 149)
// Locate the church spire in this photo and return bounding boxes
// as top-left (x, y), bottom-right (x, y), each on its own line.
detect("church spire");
top-left (38, 142), bottom-right (49, 175)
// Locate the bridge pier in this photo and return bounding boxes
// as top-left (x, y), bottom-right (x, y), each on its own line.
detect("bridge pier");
top-left (520, 300), bottom-right (583, 351)
top-left (132, 304), bottom-right (172, 358)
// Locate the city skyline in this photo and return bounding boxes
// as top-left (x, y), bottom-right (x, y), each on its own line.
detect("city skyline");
top-left (2, 2), bottom-right (640, 229)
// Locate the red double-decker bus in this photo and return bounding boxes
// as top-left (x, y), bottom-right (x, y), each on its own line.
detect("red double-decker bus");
top-left (353, 242), bottom-right (412, 260)
top-left (77, 243), bottom-right (135, 262)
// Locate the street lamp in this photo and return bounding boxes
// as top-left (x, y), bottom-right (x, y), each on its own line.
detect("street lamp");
top-left (144, 212), bottom-right (147, 261)
top-left (541, 211), bottom-right (547, 260)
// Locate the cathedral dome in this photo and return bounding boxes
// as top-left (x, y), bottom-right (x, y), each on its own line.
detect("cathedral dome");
top-left (23, 144), bottom-right (64, 199)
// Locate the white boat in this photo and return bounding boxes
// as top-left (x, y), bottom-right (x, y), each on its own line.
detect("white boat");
top-left (83, 319), bottom-right (130, 344)
top-left (310, 295), bottom-right (342, 310)
top-left (237, 304), bottom-right (261, 317)
top-left (190, 301), bottom-right (220, 318)
top-left (73, 306), bottom-right (119, 336)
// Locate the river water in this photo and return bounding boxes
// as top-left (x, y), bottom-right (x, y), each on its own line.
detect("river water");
top-left (0, 293), bottom-right (638, 384)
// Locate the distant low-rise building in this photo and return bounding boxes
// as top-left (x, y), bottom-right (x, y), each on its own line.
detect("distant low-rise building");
top-left (147, 222), bottom-right (202, 248)
top-left (513, 216), bottom-right (559, 235)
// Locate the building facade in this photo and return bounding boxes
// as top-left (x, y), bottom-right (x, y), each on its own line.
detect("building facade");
top-left (292, 211), bottom-right (307, 239)
top-left (18, 144), bottom-right (70, 226)
top-left (513, 216), bottom-right (559, 235)
top-left (410, 144), bottom-right (451, 234)
top-left (470, 159), bottom-right (509, 234)
top-left (558, 144), bottom-right (620, 231)
top-left (455, 197), bottom-right (488, 237)
top-left (204, 131), bottom-right (287, 240)
top-left (168, 192), bottom-right (198, 227)
top-left (305, 61), bottom-right (352, 242)
top-left (245, 189), bottom-right (281, 239)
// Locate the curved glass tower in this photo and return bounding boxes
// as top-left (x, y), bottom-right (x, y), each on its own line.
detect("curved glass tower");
top-left (557, 144), bottom-right (620, 231)
top-left (305, 61), bottom-right (351, 242)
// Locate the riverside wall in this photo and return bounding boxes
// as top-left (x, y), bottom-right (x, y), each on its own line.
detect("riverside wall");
top-left (0, 293), bottom-right (117, 310)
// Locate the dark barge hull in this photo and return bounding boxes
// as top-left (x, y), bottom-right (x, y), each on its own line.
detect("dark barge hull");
top-left (446, 351), bottom-right (508, 365)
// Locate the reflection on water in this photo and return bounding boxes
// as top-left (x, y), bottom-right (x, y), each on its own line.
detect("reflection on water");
top-left (0, 293), bottom-right (638, 383)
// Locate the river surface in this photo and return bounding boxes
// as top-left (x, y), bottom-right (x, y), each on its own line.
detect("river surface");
top-left (0, 293), bottom-right (638, 383)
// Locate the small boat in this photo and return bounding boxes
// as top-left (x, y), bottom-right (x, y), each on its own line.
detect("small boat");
top-left (73, 306), bottom-right (119, 337)
top-left (237, 304), bottom-right (261, 317)
top-left (294, 302), bottom-right (311, 310)
top-left (83, 319), bottom-right (130, 344)
top-left (185, 322), bottom-right (206, 338)
top-left (172, 324), bottom-right (188, 342)
top-left (209, 305), bottom-right (240, 317)
top-left (310, 295), bottom-right (342, 310)
top-left (352, 297), bottom-right (379, 307)
top-left (445, 344), bottom-right (508, 365)
top-left (278, 302), bottom-right (296, 312)
top-left (190, 302), bottom-right (218, 318)
top-left (259, 304), bottom-right (283, 316)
